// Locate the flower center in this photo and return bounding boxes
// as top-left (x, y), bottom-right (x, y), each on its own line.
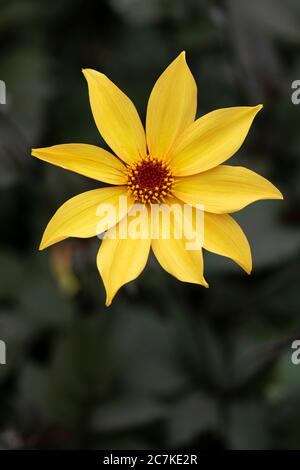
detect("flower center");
top-left (126, 156), bottom-right (174, 204)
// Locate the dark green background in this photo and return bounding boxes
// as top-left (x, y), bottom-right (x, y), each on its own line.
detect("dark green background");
top-left (0, 0), bottom-right (300, 450)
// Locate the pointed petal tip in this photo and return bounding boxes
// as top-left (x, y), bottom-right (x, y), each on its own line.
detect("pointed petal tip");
top-left (82, 68), bottom-right (90, 79)
top-left (38, 241), bottom-right (46, 251)
top-left (243, 262), bottom-right (252, 275)
top-left (82, 68), bottom-right (98, 81)
top-left (38, 234), bottom-right (45, 250)
top-left (105, 291), bottom-right (114, 307)
top-left (82, 68), bottom-right (106, 81)
top-left (31, 148), bottom-right (40, 157)
top-left (176, 50), bottom-right (188, 65)
top-left (39, 235), bottom-right (51, 251)
top-left (277, 189), bottom-right (284, 200)
top-left (200, 276), bottom-right (209, 288)
top-left (271, 186), bottom-right (284, 200)
top-left (250, 104), bottom-right (263, 115)
top-left (31, 147), bottom-right (46, 159)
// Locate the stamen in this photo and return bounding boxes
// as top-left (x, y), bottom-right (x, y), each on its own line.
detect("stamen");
top-left (127, 156), bottom-right (174, 204)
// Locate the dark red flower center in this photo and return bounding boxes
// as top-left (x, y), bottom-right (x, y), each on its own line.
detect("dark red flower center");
top-left (127, 156), bottom-right (174, 204)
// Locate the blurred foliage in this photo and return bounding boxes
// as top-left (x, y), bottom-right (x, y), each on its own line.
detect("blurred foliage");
top-left (0, 0), bottom-right (300, 450)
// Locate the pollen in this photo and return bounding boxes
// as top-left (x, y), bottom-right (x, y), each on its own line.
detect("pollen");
top-left (126, 156), bottom-right (174, 204)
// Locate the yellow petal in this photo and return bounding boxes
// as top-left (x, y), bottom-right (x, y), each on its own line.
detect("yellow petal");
top-left (146, 51), bottom-right (197, 160)
top-left (97, 205), bottom-right (151, 306)
top-left (83, 68), bottom-right (146, 164)
top-left (32, 144), bottom-right (127, 185)
top-left (204, 212), bottom-right (252, 273)
top-left (170, 105), bottom-right (263, 176)
top-left (40, 186), bottom-right (133, 250)
top-left (151, 199), bottom-right (208, 287)
top-left (173, 165), bottom-right (283, 214)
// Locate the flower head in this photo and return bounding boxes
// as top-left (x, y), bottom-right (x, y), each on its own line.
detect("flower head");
top-left (32, 52), bottom-right (283, 306)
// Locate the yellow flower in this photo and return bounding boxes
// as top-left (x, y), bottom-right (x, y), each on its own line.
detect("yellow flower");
top-left (32, 52), bottom-right (283, 306)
